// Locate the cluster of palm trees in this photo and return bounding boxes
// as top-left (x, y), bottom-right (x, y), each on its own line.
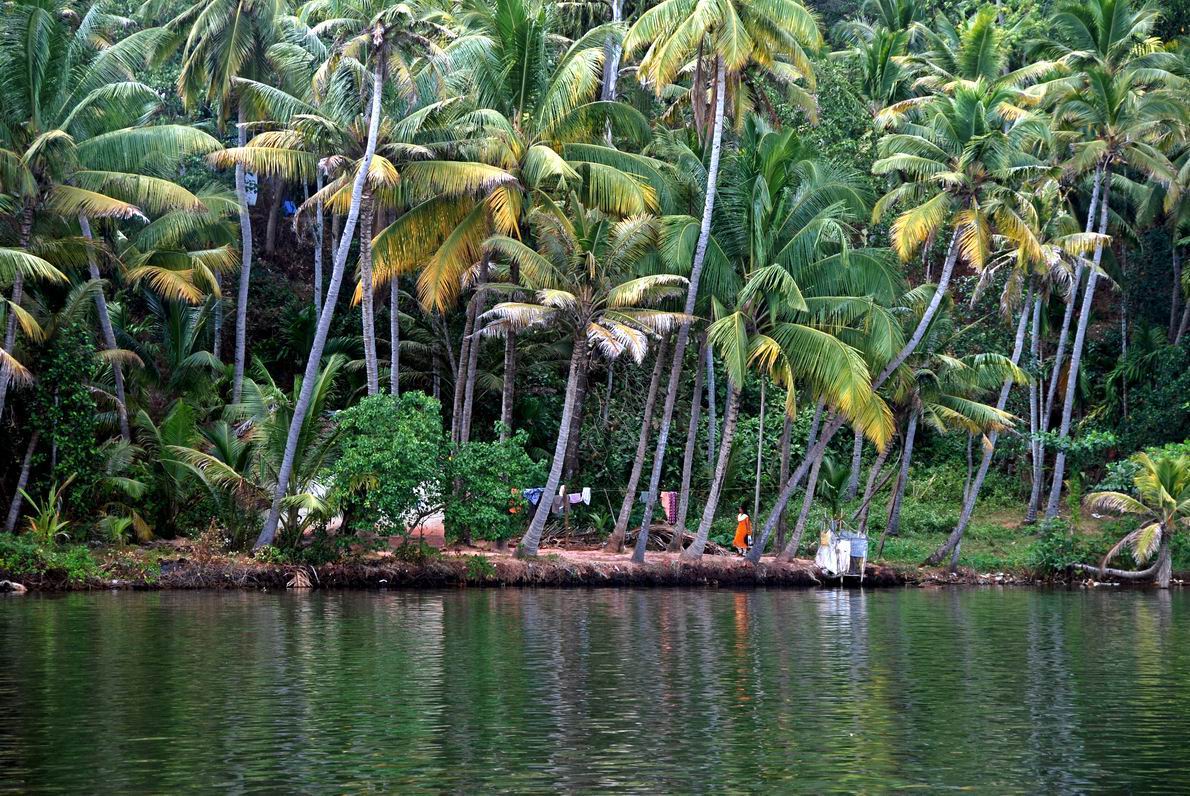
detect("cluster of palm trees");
top-left (0, 0), bottom-right (1186, 573)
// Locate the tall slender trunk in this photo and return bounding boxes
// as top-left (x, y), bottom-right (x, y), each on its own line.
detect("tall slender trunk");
top-left (4, 432), bottom-right (38, 533)
top-left (0, 203), bottom-right (35, 422)
top-left (231, 104), bottom-right (255, 405)
top-left (1044, 168), bottom-right (1101, 429)
top-left (256, 51), bottom-right (385, 549)
top-left (517, 336), bottom-right (586, 557)
top-left (806, 400), bottom-right (824, 450)
top-left (451, 296), bottom-right (477, 443)
top-left (389, 275), bottom-right (400, 396)
top-left (845, 428), bottom-right (863, 502)
top-left (313, 166), bottom-right (324, 317)
top-left (682, 381), bottom-right (741, 559)
top-left (929, 285), bottom-right (1033, 567)
top-left (606, 338), bottom-right (669, 552)
top-left (359, 191), bottom-right (379, 395)
top-left (1169, 245), bottom-right (1182, 343)
top-left (1046, 168), bottom-right (1111, 518)
top-left (78, 215), bottom-right (130, 441)
top-left (779, 438), bottom-right (827, 562)
top-left (856, 442), bottom-right (893, 535)
top-left (459, 259), bottom-right (490, 445)
top-left (668, 337), bottom-right (706, 552)
top-left (1025, 290), bottom-right (1044, 523)
top-left (882, 410), bottom-right (918, 542)
top-left (265, 175), bottom-right (283, 254)
top-left (753, 378), bottom-right (766, 519)
top-left (705, 344), bottom-right (717, 468)
top-left (631, 57), bottom-right (727, 565)
top-left (963, 432), bottom-right (974, 504)
top-left (774, 412), bottom-right (793, 550)
top-left (499, 263), bottom-right (519, 440)
top-left (213, 272), bottom-right (223, 361)
top-left (600, 0), bottom-right (623, 144)
top-left (561, 347), bottom-right (591, 480)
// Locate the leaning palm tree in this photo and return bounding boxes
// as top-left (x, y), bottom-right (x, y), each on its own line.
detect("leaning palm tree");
top-left (620, 0), bottom-right (824, 563)
top-left (1079, 452), bottom-right (1190, 588)
top-left (480, 197), bottom-right (688, 557)
top-left (0, 0), bottom-right (221, 431)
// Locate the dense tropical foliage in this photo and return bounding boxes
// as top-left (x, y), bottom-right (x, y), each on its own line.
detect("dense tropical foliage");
top-left (2, 0), bottom-right (1189, 585)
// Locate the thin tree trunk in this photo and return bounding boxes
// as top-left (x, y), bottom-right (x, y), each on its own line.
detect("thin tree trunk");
top-left (845, 428), bottom-right (863, 502)
top-left (705, 343), bottom-right (717, 469)
top-left (1169, 245), bottom-right (1181, 343)
top-left (256, 51), bottom-right (384, 549)
top-left (264, 175), bottom-right (283, 254)
top-left (1025, 290), bottom-right (1044, 523)
top-left (360, 192), bottom-right (379, 395)
top-left (929, 285), bottom-right (1033, 567)
top-left (1046, 169), bottom-right (1111, 518)
top-left (806, 400), bottom-right (825, 450)
top-left (779, 440), bottom-right (826, 562)
top-left (451, 295), bottom-right (477, 443)
top-left (1075, 533), bottom-right (1171, 586)
top-left (78, 215), bottom-right (131, 441)
top-left (882, 410), bottom-right (918, 543)
top-left (4, 432), bottom-right (38, 533)
top-left (599, 360), bottom-right (614, 431)
top-left (0, 203), bottom-right (35, 421)
top-left (231, 103), bottom-right (254, 405)
top-left (682, 381), bottom-right (741, 560)
top-left (774, 412), bottom-right (793, 550)
top-left (499, 262), bottom-right (519, 440)
top-left (753, 378), bottom-right (766, 519)
top-left (606, 338), bottom-right (669, 552)
top-left (1177, 300), bottom-right (1190, 345)
top-left (856, 442), bottom-right (893, 535)
top-left (517, 336), bottom-right (586, 557)
top-left (1044, 168), bottom-right (1101, 429)
top-left (389, 275), bottom-right (400, 396)
top-left (668, 337), bottom-right (706, 552)
top-left (631, 57), bottom-right (727, 564)
top-left (213, 272), bottom-right (223, 361)
top-left (561, 347), bottom-right (591, 480)
top-left (600, 0), bottom-right (623, 144)
top-left (313, 166), bottom-right (324, 317)
top-left (963, 432), bottom-right (974, 504)
top-left (459, 259), bottom-right (490, 444)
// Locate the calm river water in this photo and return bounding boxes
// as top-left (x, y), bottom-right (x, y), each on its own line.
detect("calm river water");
top-left (1, 588), bottom-right (1188, 793)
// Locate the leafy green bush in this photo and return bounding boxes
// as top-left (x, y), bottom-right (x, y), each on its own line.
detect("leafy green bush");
top-left (329, 392), bottom-right (444, 537)
top-left (444, 428), bottom-right (545, 546)
top-left (0, 534), bottom-right (99, 584)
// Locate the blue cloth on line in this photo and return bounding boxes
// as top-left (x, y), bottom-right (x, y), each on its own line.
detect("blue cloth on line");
top-left (523, 488), bottom-right (544, 506)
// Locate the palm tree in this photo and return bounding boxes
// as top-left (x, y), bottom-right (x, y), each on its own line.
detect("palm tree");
top-left (1080, 452), bottom-right (1190, 588)
top-left (169, 0), bottom-right (285, 404)
top-left (1041, 0), bottom-right (1182, 517)
top-left (0, 0), bottom-right (220, 429)
top-left (480, 198), bottom-right (688, 557)
top-left (620, 0), bottom-right (823, 563)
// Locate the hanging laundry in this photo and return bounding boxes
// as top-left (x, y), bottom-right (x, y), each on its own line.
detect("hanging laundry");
top-left (815, 532), bottom-right (837, 573)
top-left (661, 491), bottom-right (678, 523)
top-left (581, 487), bottom-right (591, 504)
top-left (523, 488), bottom-right (545, 506)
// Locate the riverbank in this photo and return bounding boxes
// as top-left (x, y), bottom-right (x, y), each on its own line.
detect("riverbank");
top-left (0, 540), bottom-right (1077, 593)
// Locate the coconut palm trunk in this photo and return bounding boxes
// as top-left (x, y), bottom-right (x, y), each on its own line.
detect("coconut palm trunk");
top-left (499, 263), bottom-right (519, 439)
top-left (1177, 302), bottom-right (1189, 345)
top-left (451, 297), bottom-right (476, 442)
top-left (631, 57), bottom-right (728, 564)
top-left (313, 166), bottom-right (325, 316)
top-left (601, 0), bottom-right (623, 143)
top-left (561, 349), bottom-right (591, 479)
top-left (928, 285), bottom-right (1033, 567)
top-left (1169, 246), bottom-right (1181, 343)
top-left (78, 215), bottom-right (131, 442)
top-left (856, 442), bottom-right (893, 535)
top-left (265, 176), bottom-right (284, 254)
top-left (359, 191), bottom-right (380, 395)
top-left (1046, 169), bottom-right (1111, 518)
top-left (779, 437), bottom-right (828, 562)
top-left (1044, 168), bottom-right (1101, 428)
top-left (4, 432), bottom-right (38, 533)
top-left (389, 275), bottom-right (400, 396)
top-left (706, 344), bottom-right (717, 467)
top-left (881, 409), bottom-right (919, 547)
top-left (668, 338), bottom-right (706, 552)
top-left (606, 338), bottom-right (669, 552)
top-left (459, 259), bottom-right (490, 444)
top-left (255, 52), bottom-right (385, 550)
top-left (1025, 290), bottom-right (1044, 523)
top-left (682, 380), bottom-right (741, 559)
top-left (753, 378), bottom-right (766, 518)
top-left (231, 103), bottom-right (254, 405)
top-left (0, 203), bottom-right (35, 422)
top-left (774, 412), bottom-right (793, 549)
top-left (517, 336), bottom-right (586, 557)
top-left (845, 428), bottom-right (864, 501)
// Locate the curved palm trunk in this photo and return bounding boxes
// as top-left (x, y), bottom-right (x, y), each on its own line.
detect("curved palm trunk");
top-left (360, 192), bottom-right (379, 395)
top-left (856, 442), bottom-right (893, 535)
top-left (777, 432), bottom-right (829, 563)
top-left (517, 337), bottom-right (586, 558)
top-left (682, 380), bottom-right (741, 560)
top-left (4, 432), bottom-right (38, 533)
top-left (561, 348), bottom-right (591, 480)
top-left (1025, 290), bottom-right (1044, 523)
top-left (1044, 168), bottom-right (1101, 429)
top-left (606, 338), bottom-right (669, 552)
top-left (231, 103), bottom-right (254, 405)
top-left (878, 410), bottom-right (918, 555)
top-left (631, 57), bottom-right (727, 565)
top-left (752, 378), bottom-right (766, 518)
top-left (845, 428), bottom-right (864, 502)
top-left (256, 53), bottom-right (385, 550)
top-left (774, 412), bottom-right (793, 550)
top-left (1046, 170), bottom-right (1111, 518)
top-left (928, 285), bottom-right (1033, 568)
top-left (313, 167), bottom-right (325, 317)
top-left (706, 344), bottom-right (717, 468)
top-left (0, 203), bottom-right (35, 422)
top-left (1075, 534), bottom-right (1171, 587)
top-left (79, 215), bottom-right (130, 441)
top-left (389, 275), bottom-right (400, 396)
top-left (668, 337), bottom-right (706, 552)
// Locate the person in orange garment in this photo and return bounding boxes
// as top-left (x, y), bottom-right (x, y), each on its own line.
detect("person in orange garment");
top-left (732, 504), bottom-right (752, 556)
